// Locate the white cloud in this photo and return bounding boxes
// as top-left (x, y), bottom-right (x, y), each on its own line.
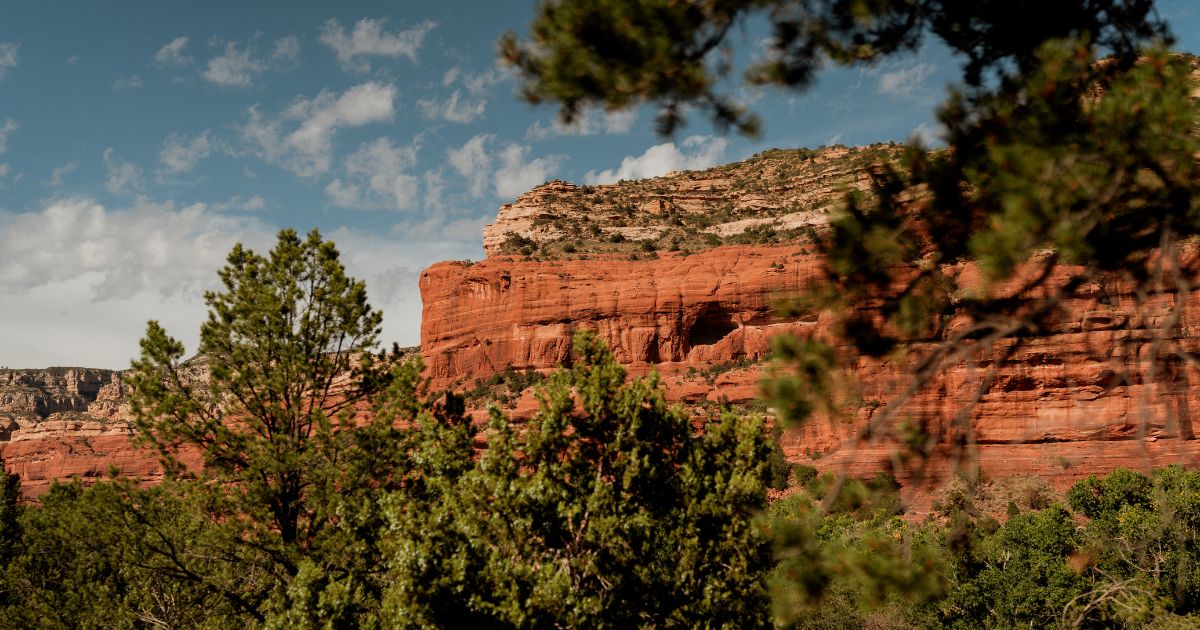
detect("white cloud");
top-left (0, 118), bottom-right (17, 155)
top-left (103, 148), bottom-right (142, 193)
top-left (0, 118), bottom-right (20, 182)
top-left (494, 143), bottom-right (562, 198)
top-left (0, 197), bottom-right (484, 367)
top-left (154, 36), bottom-right (191, 66)
top-left (447, 134), bottom-right (493, 197)
top-left (44, 160), bottom-right (78, 187)
top-left (526, 108), bottom-right (637, 140)
top-left (319, 18), bottom-right (435, 73)
top-left (584, 135), bottom-right (726, 184)
top-left (111, 74), bottom-right (143, 90)
top-left (0, 197), bottom-right (272, 300)
top-left (417, 89), bottom-right (486, 123)
top-left (447, 66), bottom-right (506, 96)
top-left (876, 61), bottom-right (935, 97)
top-left (158, 131), bottom-right (215, 175)
top-left (202, 37), bottom-right (301, 87)
top-left (325, 137), bottom-right (421, 210)
top-left (239, 81), bottom-right (396, 178)
top-left (422, 168), bottom-right (445, 209)
top-left (271, 36), bottom-right (301, 66)
top-left (446, 135), bottom-right (563, 199)
top-left (326, 225), bottom-right (483, 348)
top-left (911, 122), bottom-right (946, 147)
top-left (209, 194), bottom-right (268, 212)
top-left (0, 198), bottom-right (276, 367)
top-left (203, 42), bottom-right (262, 87)
top-left (0, 43), bottom-right (18, 80)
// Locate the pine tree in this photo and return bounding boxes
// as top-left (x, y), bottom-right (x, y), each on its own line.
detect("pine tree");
top-left (128, 228), bottom-right (405, 621)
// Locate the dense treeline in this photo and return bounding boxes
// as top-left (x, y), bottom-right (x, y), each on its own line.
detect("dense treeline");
top-left (5, 419), bottom-right (1200, 628)
top-left (0, 334), bottom-right (776, 628)
top-left (769, 466), bottom-right (1200, 628)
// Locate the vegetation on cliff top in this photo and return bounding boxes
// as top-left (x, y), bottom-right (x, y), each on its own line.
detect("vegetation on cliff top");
top-left (493, 143), bottom-right (904, 259)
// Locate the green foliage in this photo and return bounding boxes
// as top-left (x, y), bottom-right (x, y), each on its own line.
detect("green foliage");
top-left (382, 331), bottom-right (776, 627)
top-left (0, 457), bottom-right (20, 615)
top-left (503, 0), bottom-right (1167, 135)
top-left (1, 480), bottom-right (243, 629)
top-left (462, 364), bottom-right (545, 407)
top-left (945, 505), bottom-right (1087, 627)
top-left (1065, 466), bottom-right (1200, 624)
top-left (126, 228), bottom-right (411, 623)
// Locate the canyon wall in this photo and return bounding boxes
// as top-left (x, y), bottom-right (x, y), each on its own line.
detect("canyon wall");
top-left (422, 146), bottom-right (1200, 505)
top-left (0, 368), bottom-right (165, 495)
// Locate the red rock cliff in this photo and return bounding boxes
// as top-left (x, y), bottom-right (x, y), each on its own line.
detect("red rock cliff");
top-left (421, 147), bottom-right (1200, 505)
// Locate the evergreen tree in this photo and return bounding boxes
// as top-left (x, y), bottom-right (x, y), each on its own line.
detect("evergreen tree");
top-left (382, 332), bottom-right (776, 628)
top-left (127, 228), bottom-right (407, 622)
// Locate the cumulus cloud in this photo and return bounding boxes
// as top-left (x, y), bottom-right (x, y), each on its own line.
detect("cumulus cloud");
top-left (584, 135), bottom-right (727, 184)
top-left (422, 168), bottom-right (445, 209)
top-left (442, 66), bottom-right (507, 95)
top-left (158, 130), bottom-right (215, 175)
top-left (325, 224), bottom-right (483, 348)
top-left (0, 197), bottom-right (272, 299)
top-left (111, 74), bottom-right (143, 90)
top-left (154, 36), bottom-right (191, 66)
top-left (319, 18), bottom-right (435, 73)
top-left (0, 198), bottom-right (277, 367)
top-left (526, 108), bottom-right (637, 140)
top-left (876, 61), bottom-right (935, 97)
top-left (447, 134), bottom-right (493, 198)
top-left (202, 36), bottom-right (301, 87)
top-left (0, 118), bottom-right (17, 155)
top-left (325, 137), bottom-right (421, 210)
top-left (494, 143), bottom-right (562, 198)
top-left (103, 148), bottom-right (143, 193)
top-left (0, 197), bottom-right (484, 367)
top-left (44, 160), bottom-right (78, 187)
top-left (911, 121), bottom-right (946, 147)
top-left (239, 81), bottom-right (396, 178)
top-left (417, 89), bottom-right (487, 123)
top-left (446, 134), bottom-right (563, 199)
top-left (0, 43), bottom-right (18, 80)
top-left (271, 36), bottom-right (301, 66)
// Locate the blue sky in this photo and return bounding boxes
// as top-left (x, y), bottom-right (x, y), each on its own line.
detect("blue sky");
top-left (1, 1), bottom-right (1197, 368)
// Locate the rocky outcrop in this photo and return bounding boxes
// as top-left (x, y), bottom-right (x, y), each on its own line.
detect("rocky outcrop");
top-left (0, 367), bottom-right (159, 494)
top-left (425, 144), bottom-right (1200, 507)
top-left (421, 245), bottom-right (807, 388)
top-left (482, 144), bottom-right (901, 258)
top-left (422, 246), bottom-right (1200, 505)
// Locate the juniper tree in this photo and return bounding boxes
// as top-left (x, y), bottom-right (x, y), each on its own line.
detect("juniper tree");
top-left (381, 332), bottom-right (776, 628)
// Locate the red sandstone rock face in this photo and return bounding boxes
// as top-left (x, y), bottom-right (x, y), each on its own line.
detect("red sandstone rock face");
top-left (0, 367), bottom-right (166, 496)
top-left (421, 245), bottom-right (813, 388)
top-left (420, 244), bottom-right (1200, 505)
